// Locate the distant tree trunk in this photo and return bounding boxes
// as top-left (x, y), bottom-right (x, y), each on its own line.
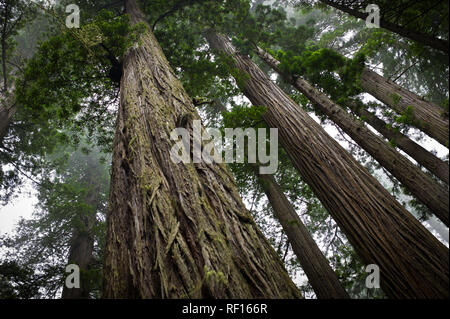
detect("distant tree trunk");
top-left (349, 102), bottom-right (449, 184)
top-left (359, 68), bottom-right (449, 147)
top-left (206, 31), bottom-right (449, 298)
top-left (216, 99), bottom-right (348, 298)
top-left (0, 101), bottom-right (16, 144)
top-left (254, 46), bottom-right (449, 227)
top-left (318, 0), bottom-right (449, 54)
top-left (61, 202), bottom-right (96, 299)
top-left (62, 162), bottom-right (100, 299)
top-left (102, 0), bottom-right (301, 299)
top-left (256, 171), bottom-right (350, 299)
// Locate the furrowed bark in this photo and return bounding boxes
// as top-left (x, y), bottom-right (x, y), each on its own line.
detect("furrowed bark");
top-left (350, 103), bottom-right (449, 185)
top-left (206, 31), bottom-right (449, 298)
top-left (319, 0), bottom-right (449, 55)
top-left (254, 46), bottom-right (449, 227)
top-left (256, 171), bottom-right (350, 299)
top-left (102, 0), bottom-right (301, 299)
top-left (359, 68), bottom-right (449, 147)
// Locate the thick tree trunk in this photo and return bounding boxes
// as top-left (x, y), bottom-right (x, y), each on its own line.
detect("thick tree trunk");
top-left (257, 172), bottom-right (349, 299)
top-left (359, 68), bottom-right (449, 147)
top-left (102, 0), bottom-right (301, 299)
top-left (206, 31), bottom-right (449, 298)
top-left (254, 46), bottom-right (449, 227)
top-left (350, 103), bottom-right (449, 185)
top-left (319, 0), bottom-right (449, 55)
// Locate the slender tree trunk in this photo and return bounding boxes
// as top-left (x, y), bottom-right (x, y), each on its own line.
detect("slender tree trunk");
top-left (319, 0), bottom-right (449, 54)
top-left (254, 46), bottom-right (449, 227)
top-left (61, 209), bottom-right (96, 299)
top-left (359, 67), bottom-right (449, 147)
top-left (206, 31), bottom-right (449, 298)
top-left (350, 102), bottom-right (449, 184)
top-left (1, 35), bottom-right (7, 93)
top-left (0, 101), bottom-right (16, 144)
top-left (256, 171), bottom-right (350, 299)
top-left (102, 0), bottom-right (301, 299)
top-left (216, 99), bottom-right (348, 298)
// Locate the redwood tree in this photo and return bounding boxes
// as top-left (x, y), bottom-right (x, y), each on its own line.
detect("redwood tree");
top-left (359, 67), bottom-right (449, 147)
top-left (349, 101), bottom-right (449, 185)
top-left (254, 46), bottom-right (449, 227)
top-left (206, 30), bottom-right (449, 299)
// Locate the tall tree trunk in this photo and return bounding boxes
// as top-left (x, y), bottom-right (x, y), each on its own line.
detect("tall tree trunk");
top-left (0, 100), bottom-right (16, 144)
top-left (206, 31), bottom-right (449, 299)
top-left (256, 171), bottom-right (350, 299)
top-left (61, 209), bottom-right (96, 299)
top-left (427, 217), bottom-right (449, 244)
top-left (349, 101), bottom-right (449, 185)
top-left (216, 99), bottom-right (348, 298)
top-left (62, 162), bottom-right (100, 299)
top-left (102, 0), bottom-right (301, 299)
top-left (254, 46), bottom-right (449, 227)
top-left (319, 0), bottom-right (449, 55)
top-left (359, 67), bottom-right (449, 147)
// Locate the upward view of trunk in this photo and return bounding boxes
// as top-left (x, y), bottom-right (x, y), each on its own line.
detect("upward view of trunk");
top-left (319, 0), bottom-right (449, 54)
top-left (206, 31), bottom-right (449, 298)
top-left (102, 0), bottom-right (301, 299)
top-left (254, 46), bottom-right (449, 227)
top-left (359, 68), bottom-right (449, 147)
top-left (350, 102), bottom-right (449, 185)
top-left (256, 171), bottom-right (350, 299)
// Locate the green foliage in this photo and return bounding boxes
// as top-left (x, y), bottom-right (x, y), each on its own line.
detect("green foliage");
top-left (2, 0), bottom-right (444, 300)
top-left (0, 139), bottom-right (110, 298)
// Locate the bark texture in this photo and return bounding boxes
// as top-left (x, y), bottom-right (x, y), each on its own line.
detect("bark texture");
top-left (319, 0), bottom-right (449, 54)
top-left (255, 46), bottom-right (449, 227)
top-left (102, 0), bottom-right (301, 299)
top-left (206, 31), bottom-right (449, 299)
top-left (257, 172), bottom-right (349, 299)
top-left (359, 68), bottom-right (449, 147)
top-left (351, 103), bottom-right (449, 185)
top-left (62, 160), bottom-right (101, 299)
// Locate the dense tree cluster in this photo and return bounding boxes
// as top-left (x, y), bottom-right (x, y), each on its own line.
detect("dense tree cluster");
top-left (0, 0), bottom-right (448, 299)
